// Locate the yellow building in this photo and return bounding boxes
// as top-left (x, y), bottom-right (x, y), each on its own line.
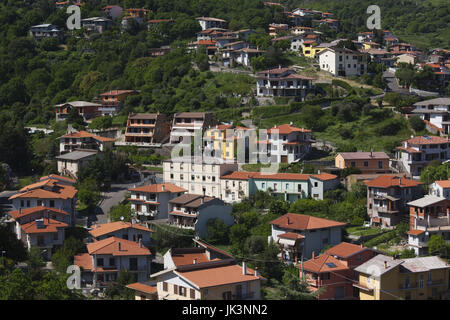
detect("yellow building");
top-left (354, 254), bottom-right (449, 300)
top-left (363, 41), bottom-right (381, 51)
top-left (204, 124), bottom-right (249, 160)
top-left (302, 41), bottom-right (318, 58)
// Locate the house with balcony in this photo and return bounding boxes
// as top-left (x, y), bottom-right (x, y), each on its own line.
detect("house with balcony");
top-left (220, 171), bottom-right (257, 203)
top-left (410, 98), bottom-right (450, 135)
top-left (265, 123), bottom-right (312, 163)
top-left (124, 113), bottom-right (171, 145)
top-left (395, 135), bottom-right (450, 178)
top-left (318, 47), bottom-right (368, 76)
top-left (269, 213), bottom-right (347, 262)
top-left (256, 67), bottom-right (315, 101)
top-left (196, 17), bottom-right (227, 31)
top-left (169, 112), bottom-right (215, 144)
top-left (249, 173), bottom-right (311, 203)
top-left (98, 89), bottom-right (139, 116)
top-left (8, 207), bottom-right (70, 259)
top-left (335, 151), bottom-right (391, 174)
top-left (58, 129), bottom-right (115, 154)
top-left (163, 158), bottom-right (238, 198)
top-left (54, 101), bottom-right (102, 122)
top-left (89, 221), bottom-right (153, 247)
top-left (168, 193), bottom-right (233, 237)
top-left (366, 175), bottom-right (423, 227)
top-left (268, 23), bottom-right (288, 37)
top-left (81, 17), bottom-right (113, 34)
top-left (9, 177), bottom-right (78, 226)
top-left (74, 237), bottom-right (151, 288)
top-left (56, 149), bottom-right (98, 179)
top-left (151, 258), bottom-right (264, 300)
top-left (300, 242), bottom-right (378, 300)
top-left (309, 172), bottom-right (341, 199)
top-left (128, 183), bottom-right (186, 221)
top-left (407, 195), bottom-right (450, 256)
top-left (204, 124), bottom-right (249, 161)
top-left (29, 24), bottom-right (64, 42)
top-left (430, 180), bottom-right (450, 199)
top-left (101, 5), bottom-right (123, 20)
top-left (354, 254), bottom-right (449, 300)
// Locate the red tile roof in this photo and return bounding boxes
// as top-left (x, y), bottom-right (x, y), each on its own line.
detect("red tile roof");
top-left (270, 213), bottom-right (347, 231)
top-left (10, 180), bottom-right (78, 200)
top-left (172, 252), bottom-right (210, 267)
top-left (267, 124), bottom-right (311, 134)
top-left (126, 282), bottom-right (157, 295)
top-left (407, 229), bottom-right (425, 236)
top-left (220, 171), bottom-right (257, 180)
top-left (436, 180), bottom-right (450, 188)
top-left (89, 221), bottom-right (153, 238)
top-left (253, 173), bottom-right (311, 181)
top-left (9, 206), bottom-right (69, 220)
top-left (404, 136), bottom-right (450, 145)
top-left (278, 232), bottom-right (305, 240)
top-left (21, 218), bottom-right (68, 234)
top-left (365, 175), bottom-right (423, 188)
top-left (87, 237), bottom-right (151, 256)
top-left (128, 183), bottom-right (186, 194)
top-left (40, 174), bottom-right (76, 184)
top-left (302, 254), bottom-right (348, 273)
top-left (325, 242), bottom-right (369, 258)
top-left (311, 173), bottom-right (338, 181)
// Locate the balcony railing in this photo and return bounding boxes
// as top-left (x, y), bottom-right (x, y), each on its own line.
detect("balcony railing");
top-left (232, 292), bottom-right (255, 300)
top-left (399, 282), bottom-right (418, 290)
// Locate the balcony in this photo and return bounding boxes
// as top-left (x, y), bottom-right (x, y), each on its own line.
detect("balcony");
top-left (427, 280), bottom-right (444, 287)
top-left (399, 282), bottom-right (418, 290)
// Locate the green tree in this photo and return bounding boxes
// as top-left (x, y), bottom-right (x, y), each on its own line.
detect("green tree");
top-left (206, 218), bottom-right (229, 244)
top-left (109, 202), bottom-right (133, 222)
top-left (428, 235), bottom-right (448, 257)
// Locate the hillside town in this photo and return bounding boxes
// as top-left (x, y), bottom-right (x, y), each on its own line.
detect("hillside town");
top-left (0, 0), bottom-right (449, 302)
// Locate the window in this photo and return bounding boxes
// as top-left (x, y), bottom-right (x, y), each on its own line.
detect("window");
top-left (53, 233), bottom-right (58, 240)
top-left (262, 183), bottom-right (266, 189)
top-left (37, 200), bottom-right (43, 206)
top-left (122, 234), bottom-right (129, 240)
top-left (286, 183), bottom-right (289, 189)
top-left (314, 182), bottom-right (318, 187)
top-left (298, 184), bottom-right (302, 192)
top-left (222, 291), bottom-right (232, 300)
top-left (274, 183), bottom-right (277, 191)
top-left (378, 161), bottom-right (383, 169)
top-left (97, 258), bottom-right (104, 267)
top-left (27, 200), bottom-right (30, 207)
top-left (179, 286), bottom-right (187, 297)
top-left (129, 258), bottom-right (138, 271)
top-left (190, 289), bottom-right (195, 299)
top-left (173, 285), bottom-right (179, 295)
top-left (212, 176), bottom-right (215, 182)
top-left (50, 200), bottom-right (55, 207)
top-left (163, 282), bottom-right (168, 292)
top-left (364, 161), bottom-right (368, 167)
top-left (351, 162), bottom-right (356, 167)
top-left (110, 258), bottom-right (115, 266)
top-left (170, 174), bottom-right (174, 179)
top-left (180, 174), bottom-right (184, 180)
top-left (21, 200), bottom-right (24, 207)
top-left (322, 273), bottom-right (330, 280)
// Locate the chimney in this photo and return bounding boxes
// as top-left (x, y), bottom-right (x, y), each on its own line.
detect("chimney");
top-left (312, 251), bottom-right (315, 259)
top-left (139, 238), bottom-right (142, 248)
top-left (118, 242), bottom-right (121, 251)
top-left (384, 261), bottom-right (387, 269)
top-left (255, 267), bottom-right (259, 277)
top-left (193, 258), bottom-right (197, 264)
top-left (242, 260), bottom-right (247, 275)
top-left (161, 184), bottom-right (165, 191)
top-left (287, 216), bottom-right (290, 224)
top-left (19, 208), bottom-right (22, 215)
top-left (360, 243), bottom-right (364, 248)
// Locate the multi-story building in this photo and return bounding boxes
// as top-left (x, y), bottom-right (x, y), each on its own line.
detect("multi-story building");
top-left (88, 221), bottom-right (154, 247)
top-left (395, 135), bottom-right (450, 178)
top-left (56, 149), bottom-right (98, 179)
top-left (169, 112), bottom-right (215, 144)
top-left (354, 255), bottom-right (449, 300)
top-left (196, 17), bottom-right (227, 31)
top-left (366, 175), bottom-right (423, 227)
top-left (265, 123), bottom-right (312, 163)
top-left (98, 89), bottom-right (139, 116)
top-left (54, 101), bottom-right (102, 122)
top-left (219, 171), bottom-right (339, 203)
top-left (256, 67), bottom-right (315, 100)
top-left (74, 237), bottom-right (152, 288)
top-left (335, 151), bottom-right (391, 174)
top-left (8, 207), bottom-right (70, 259)
top-left (410, 98), bottom-right (450, 134)
top-left (81, 17), bottom-right (113, 34)
top-left (204, 124), bottom-right (249, 161)
top-left (124, 113), bottom-right (171, 145)
top-left (318, 47), bottom-right (368, 76)
top-left (29, 24), bottom-right (64, 42)
top-left (151, 258), bottom-right (263, 300)
top-left (101, 5), bottom-right (123, 20)
top-left (167, 193), bottom-right (234, 237)
top-left (268, 23), bottom-right (288, 37)
top-left (163, 158), bottom-right (238, 198)
top-left (269, 213), bottom-right (347, 261)
top-left (407, 195), bottom-right (450, 256)
top-left (58, 130), bottom-right (115, 154)
top-left (8, 177), bottom-right (78, 226)
top-left (430, 180), bottom-right (450, 199)
top-left (128, 183), bottom-right (186, 221)
top-left (300, 242), bottom-right (378, 300)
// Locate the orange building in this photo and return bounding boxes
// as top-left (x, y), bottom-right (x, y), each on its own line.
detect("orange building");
top-left (335, 152), bottom-right (391, 174)
top-left (99, 89), bottom-right (139, 116)
top-left (124, 113), bottom-right (171, 145)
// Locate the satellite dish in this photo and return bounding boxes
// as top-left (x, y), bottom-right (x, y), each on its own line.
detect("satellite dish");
top-left (120, 216), bottom-right (124, 221)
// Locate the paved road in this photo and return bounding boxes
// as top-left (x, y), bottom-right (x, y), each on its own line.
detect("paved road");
top-left (89, 174), bottom-right (163, 226)
top-left (383, 70), bottom-right (410, 95)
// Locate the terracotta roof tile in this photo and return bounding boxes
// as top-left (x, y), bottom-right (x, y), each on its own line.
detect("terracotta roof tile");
top-left (128, 183), bottom-right (186, 194)
top-left (253, 173), bottom-right (311, 181)
top-left (302, 254), bottom-right (348, 273)
top-left (325, 242), bottom-right (370, 258)
top-left (311, 173), bottom-right (338, 181)
top-left (405, 136), bottom-right (450, 145)
top-left (267, 124), bottom-right (311, 134)
top-left (270, 213), bottom-right (347, 231)
top-left (220, 171), bottom-right (258, 180)
top-left (21, 218), bottom-right (68, 234)
top-left (407, 229), bottom-right (425, 236)
top-left (89, 221), bottom-right (153, 238)
top-left (365, 175), bottom-right (423, 188)
top-left (87, 237), bottom-right (151, 256)
top-left (436, 180), bottom-right (450, 188)
top-left (126, 282), bottom-right (157, 295)
top-left (9, 206), bottom-right (69, 220)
